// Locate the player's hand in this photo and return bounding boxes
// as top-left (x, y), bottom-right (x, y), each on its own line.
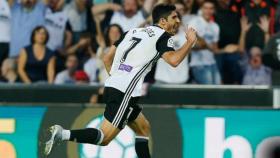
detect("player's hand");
top-left (185, 27), bottom-right (197, 47)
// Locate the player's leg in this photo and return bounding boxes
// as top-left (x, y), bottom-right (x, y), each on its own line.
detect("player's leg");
top-left (99, 118), bottom-right (121, 145)
top-left (128, 112), bottom-right (151, 158)
top-left (44, 87), bottom-right (131, 155)
top-left (44, 118), bottom-right (120, 155)
top-left (67, 118), bottom-right (121, 146)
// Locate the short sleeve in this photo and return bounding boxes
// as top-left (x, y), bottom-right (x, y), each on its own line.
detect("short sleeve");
top-left (188, 18), bottom-right (198, 32)
top-left (113, 31), bottom-right (128, 47)
top-left (213, 24), bottom-right (220, 43)
top-left (156, 32), bottom-right (175, 56)
top-left (66, 21), bottom-right (72, 32)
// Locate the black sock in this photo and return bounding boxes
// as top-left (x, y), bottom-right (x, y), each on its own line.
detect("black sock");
top-left (135, 137), bottom-right (151, 158)
top-left (69, 128), bottom-right (103, 145)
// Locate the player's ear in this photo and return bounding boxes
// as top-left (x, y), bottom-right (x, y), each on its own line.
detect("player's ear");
top-left (159, 18), bottom-right (167, 25)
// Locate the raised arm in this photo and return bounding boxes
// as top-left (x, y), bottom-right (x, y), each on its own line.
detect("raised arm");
top-left (143, 0), bottom-right (155, 15)
top-left (162, 27), bottom-right (197, 67)
top-left (94, 17), bottom-right (106, 47)
top-left (257, 15), bottom-right (270, 44)
top-left (91, 3), bottom-right (122, 16)
top-left (66, 38), bottom-right (89, 55)
top-left (103, 45), bottom-right (117, 74)
top-left (239, 16), bottom-right (252, 53)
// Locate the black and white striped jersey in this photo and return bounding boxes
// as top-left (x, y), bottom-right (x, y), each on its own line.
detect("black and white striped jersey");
top-left (105, 25), bottom-right (175, 97)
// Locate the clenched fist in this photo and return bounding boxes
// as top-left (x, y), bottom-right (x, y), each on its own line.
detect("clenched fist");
top-left (185, 27), bottom-right (197, 48)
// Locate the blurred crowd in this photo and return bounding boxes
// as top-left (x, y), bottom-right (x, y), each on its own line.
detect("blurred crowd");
top-left (0, 0), bottom-right (280, 86)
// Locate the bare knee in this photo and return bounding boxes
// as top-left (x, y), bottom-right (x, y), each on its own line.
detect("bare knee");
top-left (99, 119), bottom-right (121, 146)
top-left (98, 130), bottom-right (114, 146)
top-left (136, 120), bottom-right (151, 136)
top-left (100, 137), bottom-right (112, 146)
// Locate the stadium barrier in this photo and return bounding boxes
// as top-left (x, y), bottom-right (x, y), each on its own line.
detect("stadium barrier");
top-left (0, 84), bottom-right (274, 106)
top-left (1, 104), bottom-right (280, 158)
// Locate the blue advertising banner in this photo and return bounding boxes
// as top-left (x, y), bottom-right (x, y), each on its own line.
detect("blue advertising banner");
top-left (177, 109), bottom-right (280, 158)
top-left (0, 106), bottom-right (46, 158)
top-left (2, 106), bottom-right (280, 158)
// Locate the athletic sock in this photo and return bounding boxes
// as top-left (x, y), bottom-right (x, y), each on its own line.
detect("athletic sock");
top-left (69, 128), bottom-right (104, 145)
top-left (62, 130), bottom-right (71, 141)
top-left (135, 136), bottom-right (151, 158)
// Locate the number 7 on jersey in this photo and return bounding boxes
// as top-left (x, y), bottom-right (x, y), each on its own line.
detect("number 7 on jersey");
top-left (120, 37), bottom-right (142, 63)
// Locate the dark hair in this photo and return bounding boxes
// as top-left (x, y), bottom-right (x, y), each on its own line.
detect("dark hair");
top-left (201, 0), bottom-right (217, 8)
top-left (105, 24), bottom-right (124, 46)
top-left (30, 26), bottom-right (49, 45)
top-left (176, 11), bottom-right (182, 21)
top-left (152, 4), bottom-right (176, 24)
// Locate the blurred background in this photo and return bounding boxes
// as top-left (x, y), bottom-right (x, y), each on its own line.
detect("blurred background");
top-left (1, 0), bottom-right (280, 157)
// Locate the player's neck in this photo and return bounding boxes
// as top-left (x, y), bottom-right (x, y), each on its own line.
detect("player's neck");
top-left (156, 24), bottom-right (166, 30)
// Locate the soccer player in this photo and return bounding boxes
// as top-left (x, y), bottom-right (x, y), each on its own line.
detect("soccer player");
top-left (44, 4), bottom-right (197, 158)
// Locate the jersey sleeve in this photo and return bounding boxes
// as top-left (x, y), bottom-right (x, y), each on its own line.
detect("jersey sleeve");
top-left (65, 21), bottom-right (72, 32)
top-left (156, 32), bottom-right (175, 56)
top-left (213, 24), bottom-right (220, 43)
top-left (113, 31), bottom-right (128, 47)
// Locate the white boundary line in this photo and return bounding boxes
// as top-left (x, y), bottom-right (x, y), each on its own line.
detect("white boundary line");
top-left (152, 84), bottom-right (270, 90)
top-left (273, 88), bottom-right (280, 109)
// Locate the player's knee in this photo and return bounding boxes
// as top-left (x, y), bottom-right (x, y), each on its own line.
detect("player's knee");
top-left (100, 133), bottom-right (115, 146)
top-left (100, 138), bottom-right (111, 146)
top-left (138, 120), bottom-right (151, 136)
top-left (143, 121), bottom-right (151, 135)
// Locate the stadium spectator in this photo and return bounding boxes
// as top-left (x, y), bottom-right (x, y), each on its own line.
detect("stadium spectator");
top-left (180, 0), bottom-right (196, 26)
top-left (215, 0), bottom-right (243, 84)
top-left (263, 30), bottom-right (280, 70)
top-left (74, 70), bottom-right (89, 84)
top-left (45, 0), bottom-right (72, 52)
top-left (238, 14), bottom-right (270, 58)
top-left (0, 0), bottom-right (11, 68)
top-left (91, 3), bottom-right (122, 32)
top-left (155, 12), bottom-right (189, 84)
top-left (92, 0), bottom-right (154, 32)
top-left (239, 16), bottom-right (253, 72)
top-left (0, 58), bottom-right (19, 83)
top-left (110, 0), bottom-right (155, 31)
top-left (54, 54), bottom-right (78, 84)
top-left (45, 0), bottom-right (73, 73)
top-left (239, 16), bottom-right (251, 54)
top-left (241, 0), bottom-right (271, 50)
top-left (174, 2), bottom-right (185, 18)
top-left (96, 24), bottom-right (123, 83)
top-left (191, 0), bottom-right (205, 14)
top-left (188, 0), bottom-right (221, 84)
top-left (64, 0), bottom-right (92, 43)
top-left (66, 33), bottom-right (91, 68)
top-left (17, 26), bottom-right (55, 84)
top-left (84, 41), bottom-right (99, 83)
top-left (9, 0), bottom-right (48, 58)
top-left (242, 46), bottom-right (271, 85)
